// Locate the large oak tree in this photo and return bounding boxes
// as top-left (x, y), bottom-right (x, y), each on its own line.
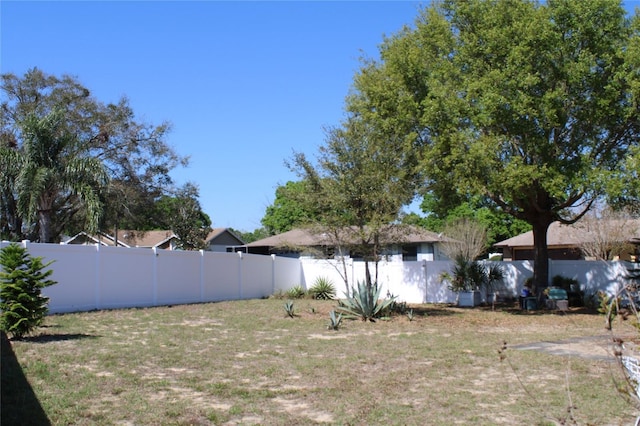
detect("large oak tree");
top-left (348, 0), bottom-right (640, 293)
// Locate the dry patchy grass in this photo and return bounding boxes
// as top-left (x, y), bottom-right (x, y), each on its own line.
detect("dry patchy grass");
top-left (4, 299), bottom-right (640, 425)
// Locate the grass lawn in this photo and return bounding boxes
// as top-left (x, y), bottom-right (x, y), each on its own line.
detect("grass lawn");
top-left (3, 299), bottom-right (639, 425)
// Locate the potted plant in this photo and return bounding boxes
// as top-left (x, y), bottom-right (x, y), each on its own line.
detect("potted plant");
top-left (440, 255), bottom-right (504, 307)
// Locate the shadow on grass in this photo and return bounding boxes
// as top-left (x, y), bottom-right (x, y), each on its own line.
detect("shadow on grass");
top-left (409, 304), bottom-right (459, 317)
top-left (492, 302), bottom-right (601, 316)
top-left (17, 333), bottom-right (98, 344)
top-left (1, 331), bottom-right (51, 426)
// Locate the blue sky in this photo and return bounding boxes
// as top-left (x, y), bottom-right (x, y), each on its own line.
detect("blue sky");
top-left (1, 1), bottom-right (426, 232)
top-left (2, 1), bottom-right (640, 233)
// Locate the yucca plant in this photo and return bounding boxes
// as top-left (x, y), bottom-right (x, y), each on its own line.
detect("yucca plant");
top-left (440, 255), bottom-right (504, 293)
top-left (309, 276), bottom-right (336, 300)
top-left (284, 300), bottom-right (295, 318)
top-left (338, 281), bottom-right (396, 322)
top-left (327, 310), bottom-right (342, 330)
top-left (285, 285), bottom-right (306, 299)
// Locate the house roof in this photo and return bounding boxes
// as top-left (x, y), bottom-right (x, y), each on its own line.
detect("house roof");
top-left (246, 225), bottom-right (445, 249)
top-left (64, 231), bottom-right (129, 247)
top-left (64, 230), bottom-right (179, 248)
top-left (494, 220), bottom-right (640, 248)
top-left (113, 230), bottom-right (178, 248)
top-left (205, 228), bottom-right (245, 245)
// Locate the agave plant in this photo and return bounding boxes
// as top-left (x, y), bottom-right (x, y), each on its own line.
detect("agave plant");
top-left (309, 276), bottom-right (336, 300)
top-left (407, 308), bottom-right (415, 322)
top-left (338, 281), bottom-right (396, 322)
top-left (327, 310), bottom-right (343, 330)
top-left (284, 300), bottom-right (295, 318)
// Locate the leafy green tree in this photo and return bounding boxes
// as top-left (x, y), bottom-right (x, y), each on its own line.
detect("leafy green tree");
top-left (412, 194), bottom-right (531, 248)
top-left (231, 227), bottom-right (269, 244)
top-left (0, 244), bottom-right (56, 339)
top-left (1, 68), bottom-right (187, 241)
top-left (290, 117), bottom-right (419, 289)
top-left (261, 180), bottom-right (319, 235)
top-left (0, 110), bottom-right (108, 242)
top-left (153, 183), bottom-right (212, 250)
top-left (349, 0), bottom-right (640, 293)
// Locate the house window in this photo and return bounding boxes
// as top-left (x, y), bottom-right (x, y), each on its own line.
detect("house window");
top-left (402, 245), bottom-right (418, 262)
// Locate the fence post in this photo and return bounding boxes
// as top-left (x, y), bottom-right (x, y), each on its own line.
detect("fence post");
top-left (152, 247), bottom-right (158, 306)
top-left (199, 250), bottom-right (205, 302)
top-left (271, 254), bottom-right (276, 295)
top-left (237, 251), bottom-right (243, 299)
top-left (95, 244), bottom-right (101, 311)
top-left (422, 260), bottom-right (428, 304)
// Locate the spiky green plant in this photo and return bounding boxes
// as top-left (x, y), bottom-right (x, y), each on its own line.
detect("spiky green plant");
top-left (407, 309), bottom-right (415, 322)
top-left (327, 310), bottom-right (342, 330)
top-left (284, 300), bottom-right (295, 318)
top-left (285, 285), bottom-right (306, 299)
top-left (440, 255), bottom-right (504, 293)
top-left (338, 281), bottom-right (396, 322)
top-left (309, 276), bottom-right (336, 300)
top-left (0, 244), bottom-right (57, 338)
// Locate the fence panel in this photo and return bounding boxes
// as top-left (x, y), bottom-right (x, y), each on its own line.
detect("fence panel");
top-left (156, 249), bottom-right (202, 305)
top-left (202, 252), bottom-right (241, 302)
top-left (98, 246), bottom-right (155, 310)
top-left (240, 253), bottom-right (274, 299)
top-left (29, 243), bottom-right (98, 314)
top-left (273, 256), bottom-right (302, 293)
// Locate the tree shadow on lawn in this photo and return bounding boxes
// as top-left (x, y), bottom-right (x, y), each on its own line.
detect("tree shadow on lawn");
top-left (408, 304), bottom-right (460, 317)
top-left (16, 332), bottom-right (99, 344)
top-left (495, 303), bottom-right (601, 316)
top-left (1, 331), bottom-right (51, 426)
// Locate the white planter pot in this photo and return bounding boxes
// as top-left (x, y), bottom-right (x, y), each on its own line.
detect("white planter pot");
top-left (458, 291), bottom-right (481, 307)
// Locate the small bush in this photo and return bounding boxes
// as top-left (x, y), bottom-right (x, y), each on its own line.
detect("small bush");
top-left (552, 275), bottom-right (579, 291)
top-left (0, 244), bottom-right (57, 339)
top-left (308, 277), bottom-right (336, 300)
top-left (286, 285), bottom-right (307, 299)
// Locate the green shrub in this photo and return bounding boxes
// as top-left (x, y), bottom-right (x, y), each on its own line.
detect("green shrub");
top-left (285, 285), bottom-right (306, 299)
top-left (0, 244), bottom-right (57, 339)
top-left (338, 281), bottom-right (396, 322)
top-left (308, 277), bottom-right (336, 300)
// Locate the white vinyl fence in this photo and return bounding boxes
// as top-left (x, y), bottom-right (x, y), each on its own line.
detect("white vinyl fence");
top-left (0, 241), bottom-right (302, 314)
top-left (0, 241), bottom-right (632, 313)
top-left (299, 257), bottom-right (630, 304)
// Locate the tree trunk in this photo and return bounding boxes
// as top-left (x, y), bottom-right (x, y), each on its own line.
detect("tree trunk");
top-left (364, 260), bottom-right (372, 290)
top-left (531, 219), bottom-right (552, 300)
top-left (38, 209), bottom-right (52, 243)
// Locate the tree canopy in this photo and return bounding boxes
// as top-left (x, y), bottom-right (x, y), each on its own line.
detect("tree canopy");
top-left (1, 68), bottom-right (192, 242)
top-left (289, 117), bottom-right (419, 287)
top-left (261, 180), bottom-right (319, 235)
top-left (348, 0), bottom-right (640, 291)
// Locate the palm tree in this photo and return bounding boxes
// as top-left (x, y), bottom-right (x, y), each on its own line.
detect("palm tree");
top-left (1, 109), bottom-right (109, 242)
